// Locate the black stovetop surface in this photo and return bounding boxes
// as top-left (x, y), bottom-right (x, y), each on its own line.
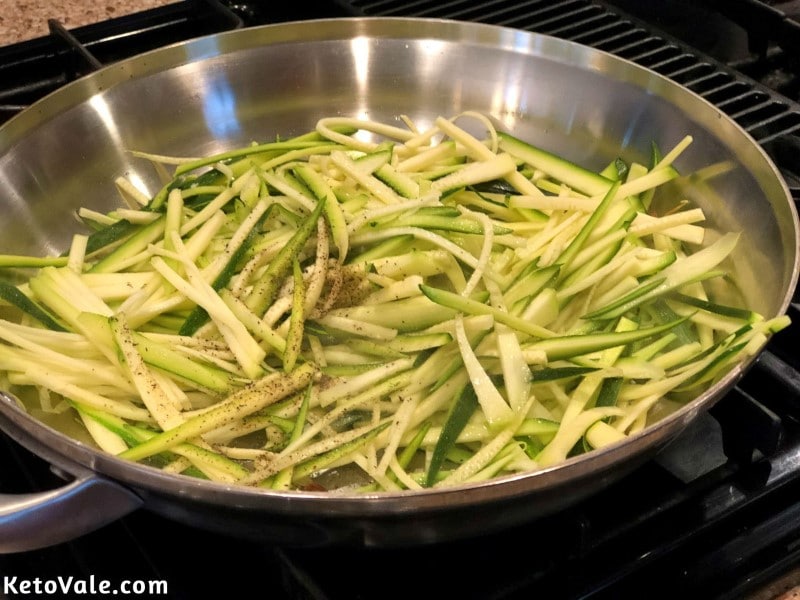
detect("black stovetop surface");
top-left (2, 1), bottom-right (800, 599)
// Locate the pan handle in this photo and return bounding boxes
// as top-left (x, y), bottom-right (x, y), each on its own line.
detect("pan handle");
top-left (0, 471), bottom-right (143, 553)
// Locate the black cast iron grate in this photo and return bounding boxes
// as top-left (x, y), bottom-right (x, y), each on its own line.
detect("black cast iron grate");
top-left (0, 0), bottom-right (244, 124)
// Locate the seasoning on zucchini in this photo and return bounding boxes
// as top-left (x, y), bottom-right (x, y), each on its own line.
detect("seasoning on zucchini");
top-left (0, 111), bottom-right (789, 491)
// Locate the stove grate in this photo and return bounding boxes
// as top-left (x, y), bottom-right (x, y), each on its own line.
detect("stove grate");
top-left (0, 0), bottom-right (243, 123)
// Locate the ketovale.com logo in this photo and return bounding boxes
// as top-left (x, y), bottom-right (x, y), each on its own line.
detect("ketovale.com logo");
top-left (3, 575), bottom-right (168, 596)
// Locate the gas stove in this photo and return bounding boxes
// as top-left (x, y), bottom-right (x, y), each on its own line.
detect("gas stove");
top-left (2, 1), bottom-right (800, 599)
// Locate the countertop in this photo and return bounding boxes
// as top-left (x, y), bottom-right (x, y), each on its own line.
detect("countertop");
top-left (0, 0), bottom-right (178, 46)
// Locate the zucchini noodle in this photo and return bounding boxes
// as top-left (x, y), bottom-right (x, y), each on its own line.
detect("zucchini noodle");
top-left (0, 112), bottom-right (789, 492)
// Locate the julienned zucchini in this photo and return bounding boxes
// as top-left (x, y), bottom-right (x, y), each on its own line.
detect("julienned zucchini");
top-left (0, 111), bottom-right (787, 493)
top-left (497, 131), bottom-right (614, 196)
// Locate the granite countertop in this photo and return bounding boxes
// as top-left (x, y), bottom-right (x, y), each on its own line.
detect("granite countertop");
top-left (0, 0), bottom-right (178, 46)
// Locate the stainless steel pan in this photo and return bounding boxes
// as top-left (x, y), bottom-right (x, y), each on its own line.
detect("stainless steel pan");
top-left (0, 17), bottom-right (797, 552)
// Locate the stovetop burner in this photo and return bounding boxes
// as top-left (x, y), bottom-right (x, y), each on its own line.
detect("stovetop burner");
top-left (2, 1), bottom-right (800, 599)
